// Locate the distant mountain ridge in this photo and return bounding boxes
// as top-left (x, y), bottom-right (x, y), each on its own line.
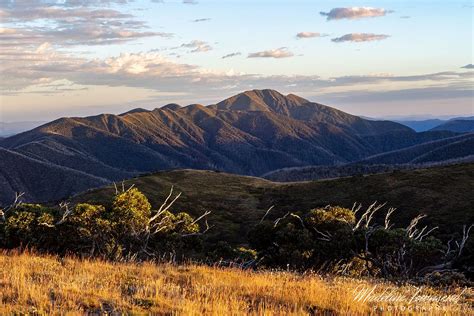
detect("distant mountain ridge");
top-left (430, 119), bottom-right (474, 133)
top-left (0, 121), bottom-right (47, 137)
top-left (396, 116), bottom-right (474, 132)
top-left (0, 89), bottom-right (466, 204)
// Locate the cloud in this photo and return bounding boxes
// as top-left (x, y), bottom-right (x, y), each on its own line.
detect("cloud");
top-left (180, 40), bottom-right (212, 53)
top-left (183, 0), bottom-right (198, 4)
top-left (320, 7), bottom-right (392, 21)
top-left (400, 16), bottom-right (411, 19)
top-left (3, 41), bottom-right (470, 94)
top-left (248, 47), bottom-right (294, 59)
top-left (3, 44), bottom-right (473, 122)
top-left (192, 18), bottom-right (211, 22)
top-left (222, 52), bottom-right (241, 59)
top-left (332, 33), bottom-right (390, 43)
top-left (0, 3), bottom-right (169, 47)
top-left (461, 64), bottom-right (474, 69)
top-left (296, 32), bottom-right (325, 39)
top-left (62, 0), bottom-right (134, 6)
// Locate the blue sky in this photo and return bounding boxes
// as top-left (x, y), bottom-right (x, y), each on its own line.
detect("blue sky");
top-left (0, 0), bottom-right (472, 121)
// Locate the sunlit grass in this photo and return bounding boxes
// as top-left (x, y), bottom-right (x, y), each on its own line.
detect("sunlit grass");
top-left (0, 251), bottom-right (471, 315)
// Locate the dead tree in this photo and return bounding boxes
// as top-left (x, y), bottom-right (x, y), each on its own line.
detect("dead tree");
top-left (56, 202), bottom-right (73, 225)
top-left (418, 224), bottom-right (473, 275)
top-left (141, 186), bottom-right (211, 256)
top-left (0, 192), bottom-right (25, 221)
top-left (353, 203), bottom-right (444, 278)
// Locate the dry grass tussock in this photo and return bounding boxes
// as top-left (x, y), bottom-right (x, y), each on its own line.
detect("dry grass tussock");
top-left (0, 251), bottom-right (472, 315)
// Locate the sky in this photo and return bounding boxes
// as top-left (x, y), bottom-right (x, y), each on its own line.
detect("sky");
top-left (0, 0), bottom-right (473, 122)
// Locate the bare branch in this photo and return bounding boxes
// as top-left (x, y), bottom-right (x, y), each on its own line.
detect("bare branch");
top-left (414, 226), bottom-right (438, 241)
top-left (38, 222), bottom-right (55, 228)
top-left (353, 202), bottom-right (385, 231)
top-left (458, 224), bottom-right (473, 257)
top-left (260, 205), bottom-right (275, 223)
top-left (149, 186), bottom-right (182, 227)
top-left (406, 214), bottom-right (427, 238)
top-left (289, 213), bottom-right (305, 229)
top-left (2, 192), bottom-right (25, 219)
top-left (56, 202), bottom-right (73, 225)
top-left (351, 202), bottom-right (362, 217)
top-left (190, 210), bottom-right (211, 226)
top-left (313, 227), bottom-right (332, 241)
top-left (274, 212), bottom-right (290, 228)
top-left (182, 219), bottom-right (214, 237)
top-left (384, 207), bottom-right (396, 230)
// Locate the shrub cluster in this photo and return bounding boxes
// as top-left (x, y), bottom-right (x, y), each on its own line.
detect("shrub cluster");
top-left (249, 206), bottom-right (473, 280)
top-left (0, 190), bottom-right (472, 281)
top-left (0, 188), bottom-right (202, 260)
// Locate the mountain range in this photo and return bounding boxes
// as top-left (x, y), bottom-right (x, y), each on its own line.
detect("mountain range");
top-left (0, 121), bottom-right (46, 137)
top-left (430, 119), bottom-right (474, 133)
top-left (0, 89), bottom-right (472, 204)
top-left (396, 116), bottom-right (474, 132)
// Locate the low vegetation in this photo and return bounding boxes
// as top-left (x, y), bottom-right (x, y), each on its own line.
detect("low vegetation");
top-left (0, 165), bottom-right (472, 313)
top-left (1, 185), bottom-right (472, 280)
top-left (0, 187), bottom-right (206, 261)
top-left (0, 251), bottom-right (472, 314)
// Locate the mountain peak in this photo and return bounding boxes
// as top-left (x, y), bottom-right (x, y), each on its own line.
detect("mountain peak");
top-left (211, 89), bottom-right (308, 115)
top-left (161, 103), bottom-right (182, 111)
top-left (120, 108), bottom-right (150, 116)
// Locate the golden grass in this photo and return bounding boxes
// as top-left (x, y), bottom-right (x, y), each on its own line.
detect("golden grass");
top-left (0, 251), bottom-right (472, 315)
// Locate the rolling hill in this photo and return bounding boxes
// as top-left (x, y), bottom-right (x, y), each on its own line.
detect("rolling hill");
top-left (74, 163), bottom-right (474, 245)
top-left (395, 119), bottom-right (446, 132)
top-left (0, 89), bottom-right (465, 204)
top-left (430, 119), bottom-right (474, 133)
top-left (360, 133), bottom-right (474, 165)
top-left (0, 148), bottom-right (109, 204)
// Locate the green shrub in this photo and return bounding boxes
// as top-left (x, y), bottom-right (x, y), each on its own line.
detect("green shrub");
top-left (110, 188), bottom-right (151, 236)
top-left (2, 204), bottom-right (56, 249)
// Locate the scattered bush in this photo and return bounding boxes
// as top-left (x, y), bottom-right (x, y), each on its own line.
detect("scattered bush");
top-left (249, 204), bottom-right (473, 280)
top-left (0, 187), bottom-right (206, 261)
top-left (0, 190), bottom-right (472, 281)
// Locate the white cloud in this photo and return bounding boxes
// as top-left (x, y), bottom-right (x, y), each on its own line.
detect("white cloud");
top-left (3, 41), bottom-right (471, 95)
top-left (332, 33), bottom-right (390, 43)
top-left (320, 7), bottom-right (392, 21)
top-left (180, 40), bottom-right (212, 53)
top-left (296, 32), bottom-right (325, 39)
top-left (248, 47), bottom-right (294, 58)
top-left (192, 18), bottom-right (211, 23)
top-left (222, 52), bottom-right (241, 59)
top-left (0, 3), bottom-right (169, 47)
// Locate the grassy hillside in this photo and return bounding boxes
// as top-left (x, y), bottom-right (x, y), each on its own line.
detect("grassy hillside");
top-left (0, 251), bottom-right (470, 314)
top-left (75, 163), bottom-right (474, 244)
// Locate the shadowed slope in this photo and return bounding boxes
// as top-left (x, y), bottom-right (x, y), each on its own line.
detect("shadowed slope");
top-left (0, 90), bottom-right (462, 204)
top-left (74, 163), bottom-right (474, 245)
top-left (0, 148), bottom-right (109, 204)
